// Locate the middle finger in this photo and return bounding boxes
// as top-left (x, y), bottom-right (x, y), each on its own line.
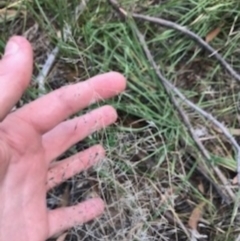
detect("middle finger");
top-left (42, 105), bottom-right (117, 163)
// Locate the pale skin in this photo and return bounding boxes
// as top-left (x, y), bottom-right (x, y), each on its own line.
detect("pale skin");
top-left (0, 36), bottom-right (126, 241)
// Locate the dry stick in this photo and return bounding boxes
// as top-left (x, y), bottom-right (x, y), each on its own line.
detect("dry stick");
top-left (36, 46), bottom-right (59, 96)
top-left (134, 29), bottom-right (235, 202)
top-left (109, 0), bottom-right (240, 187)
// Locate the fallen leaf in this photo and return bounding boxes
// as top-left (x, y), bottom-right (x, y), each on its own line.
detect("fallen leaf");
top-left (0, 9), bottom-right (19, 22)
top-left (197, 182), bottom-right (204, 194)
top-left (0, 0), bottom-right (27, 23)
top-left (85, 190), bottom-right (100, 200)
top-left (229, 128), bottom-right (240, 136)
top-left (188, 202), bottom-right (205, 230)
top-left (60, 186), bottom-right (70, 207)
top-left (232, 175), bottom-right (238, 185)
top-left (205, 27), bottom-right (221, 43)
top-left (212, 126), bottom-right (240, 136)
top-left (56, 232), bottom-right (68, 241)
top-left (190, 229), bottom-right (208, 241)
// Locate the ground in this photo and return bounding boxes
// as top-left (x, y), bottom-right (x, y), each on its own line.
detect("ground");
top-left (1, 0), bottom-right (240, 240)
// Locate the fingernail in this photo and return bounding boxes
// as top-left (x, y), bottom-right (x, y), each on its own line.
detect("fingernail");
top-left (4, 40), bottom-right (19, 56)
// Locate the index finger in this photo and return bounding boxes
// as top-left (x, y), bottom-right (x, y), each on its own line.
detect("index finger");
top-left (0, 36), bottom-right (33, 121)
top-left (12, 72), bottom-right (126, 134)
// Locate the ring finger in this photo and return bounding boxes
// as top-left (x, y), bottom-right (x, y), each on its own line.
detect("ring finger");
top-left (47, 144), bottom-right (105, 190)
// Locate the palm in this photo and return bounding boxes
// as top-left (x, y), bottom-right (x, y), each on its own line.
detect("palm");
top-left (0, 36), bottom-right (126, 241)
top-left (0, 118), bottom-right (49, 241)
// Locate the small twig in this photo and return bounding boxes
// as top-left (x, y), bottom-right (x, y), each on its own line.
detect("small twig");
top-left (109, 1), bottom-right (240, 190)
top-left (36, 46), bottom-right (59, 96)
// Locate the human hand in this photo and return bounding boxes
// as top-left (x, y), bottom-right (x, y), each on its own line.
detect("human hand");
top-left (0, 36), bottom-right (126, 241)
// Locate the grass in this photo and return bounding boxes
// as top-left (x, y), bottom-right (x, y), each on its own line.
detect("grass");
top-left (1, 0), bottom-right (240, 240)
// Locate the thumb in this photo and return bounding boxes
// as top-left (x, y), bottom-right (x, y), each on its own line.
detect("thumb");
top-left (0, 36), bottom-right (33, 121)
